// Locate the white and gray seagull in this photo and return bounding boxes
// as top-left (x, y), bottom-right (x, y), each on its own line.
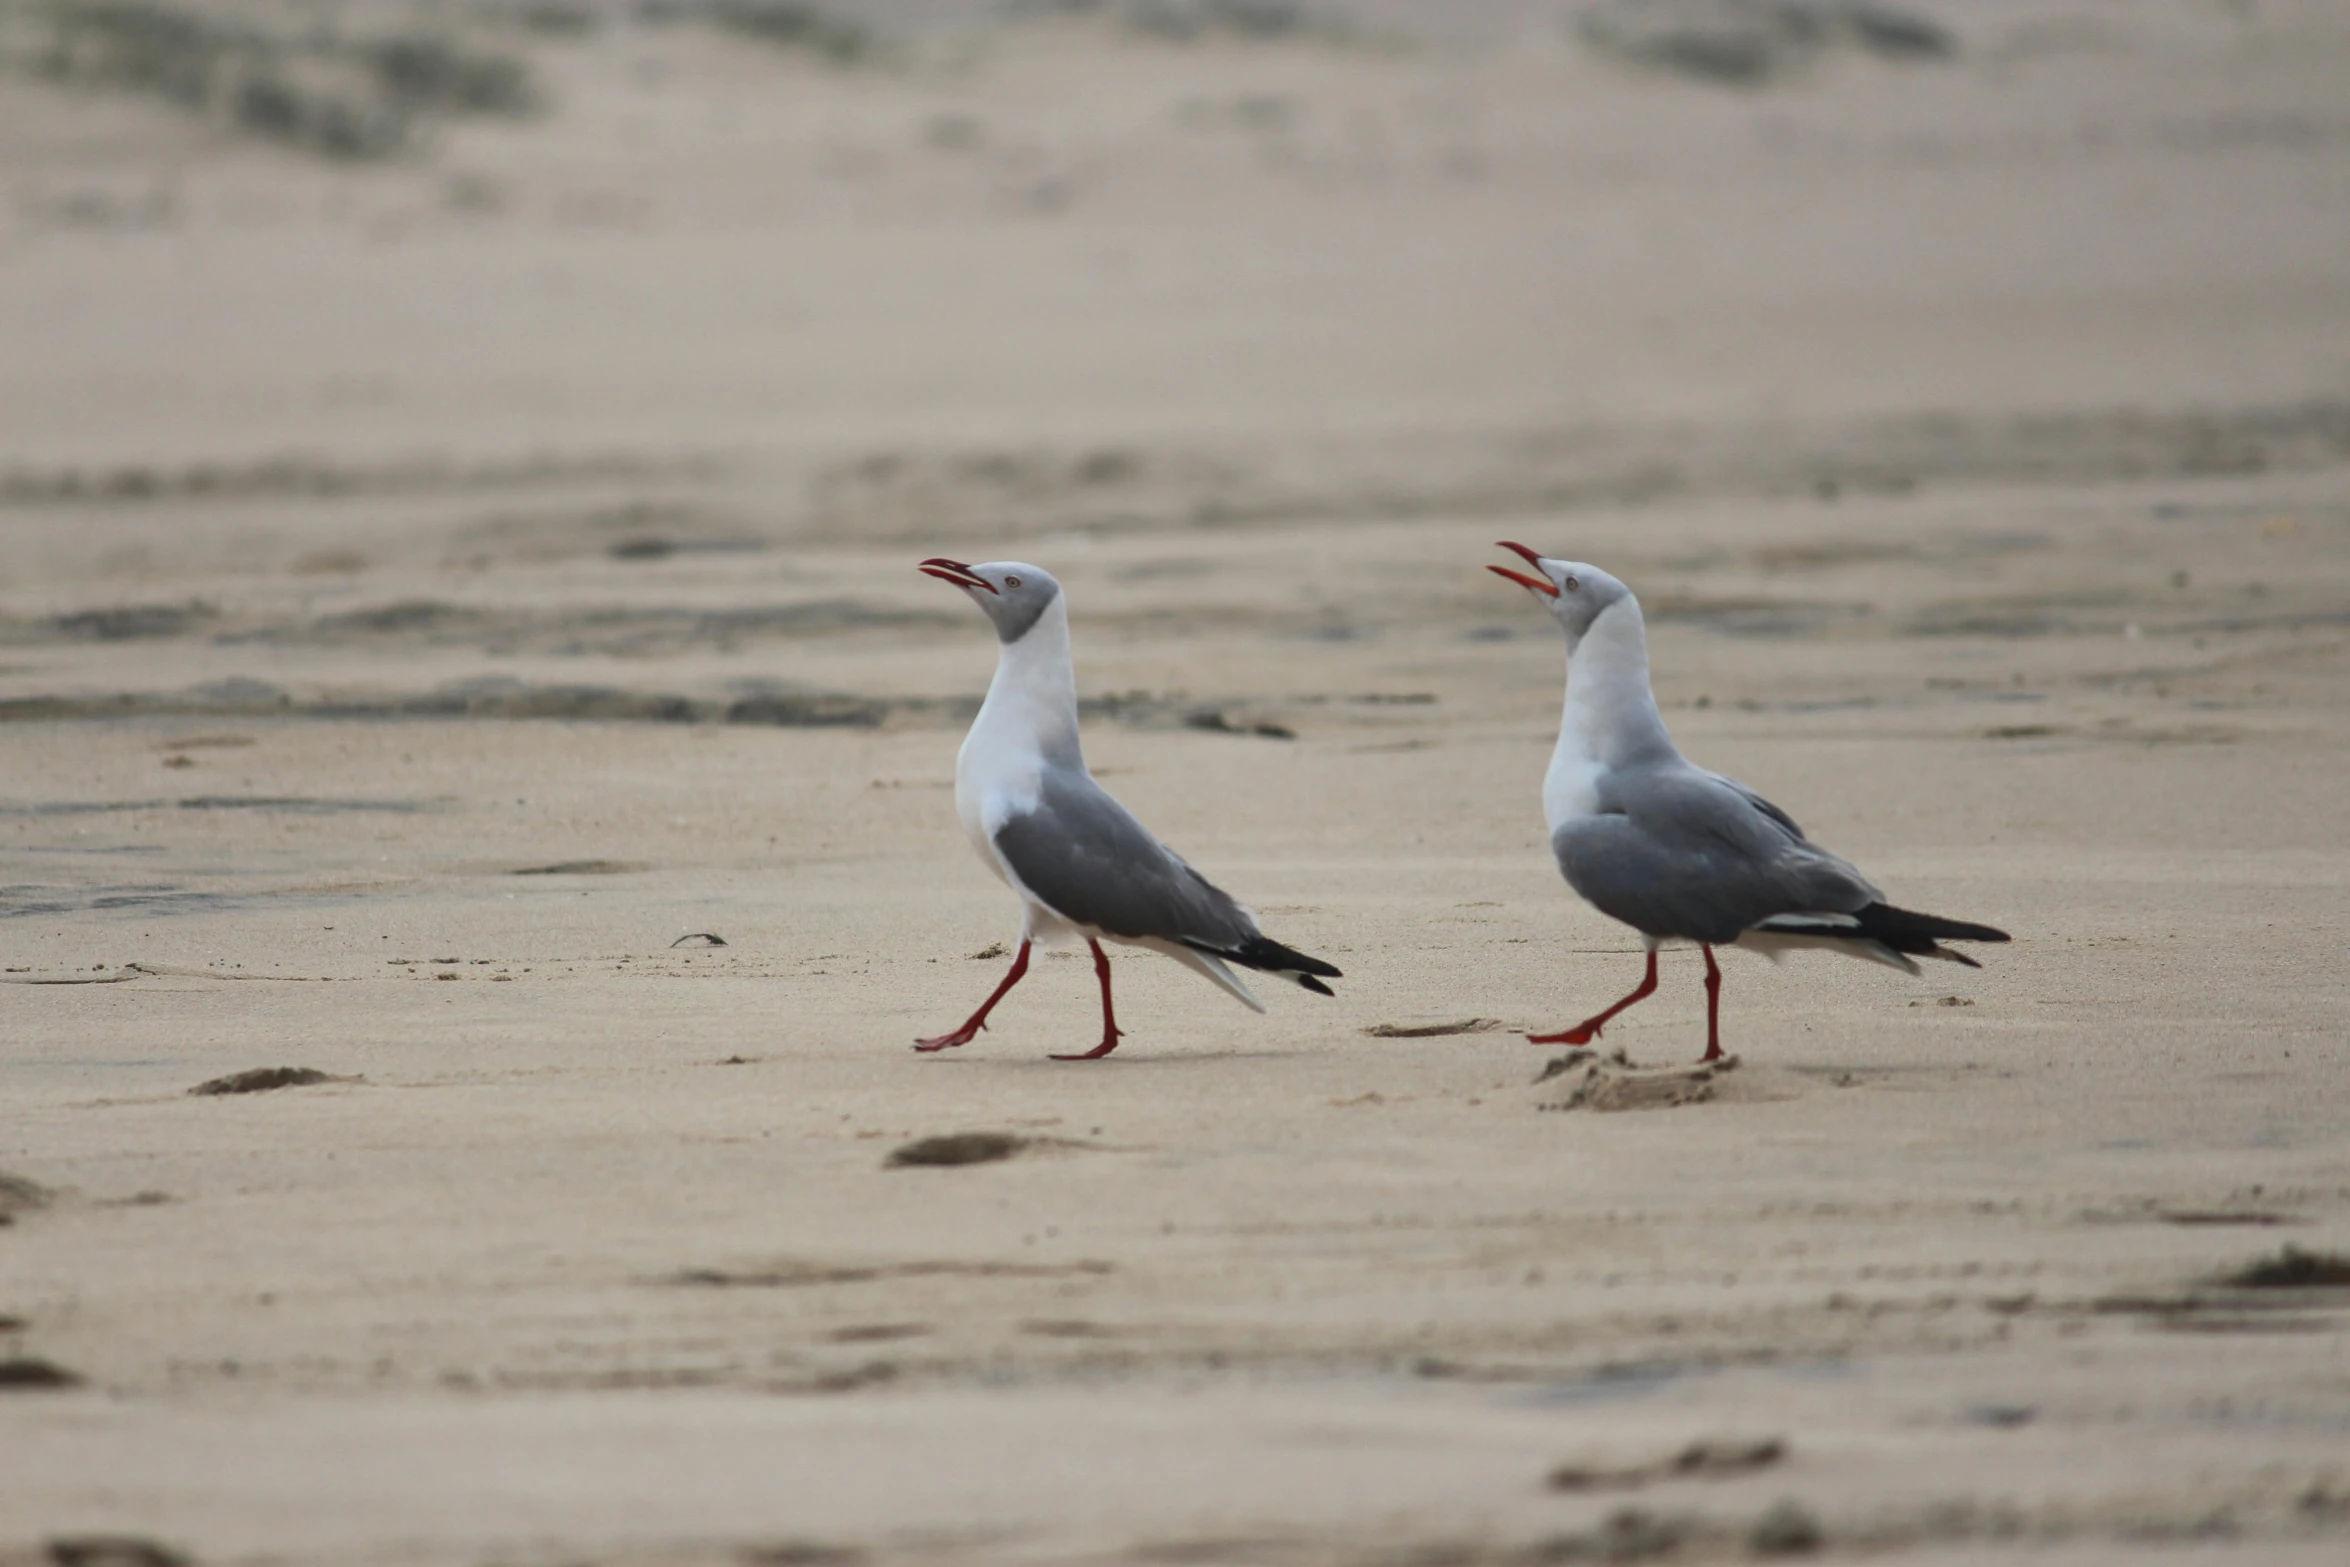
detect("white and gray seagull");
top-left (914, 558), bottom-right (1340, 1059)
top-left (1489, 542), bottom-right (2008, 1062)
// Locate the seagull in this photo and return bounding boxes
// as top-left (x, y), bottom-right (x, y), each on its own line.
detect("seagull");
top-left (914, 558), bottom-right (1341, 1059)
top-left (1488, 542), bottom-right (2008, 1062)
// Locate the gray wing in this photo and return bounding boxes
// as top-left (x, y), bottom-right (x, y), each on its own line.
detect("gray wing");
top-left (1553, 763), bottom-right (1881, 944)
top-left (993, 768), bottom-right (1258, 949)
top-left (1708, 771), bottom-right (1805, 840)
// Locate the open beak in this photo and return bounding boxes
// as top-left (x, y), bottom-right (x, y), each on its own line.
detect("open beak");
top-left (1488, 541), bottom-right (1558, 597)
top-left (919, 557), bottom-right (997, 593)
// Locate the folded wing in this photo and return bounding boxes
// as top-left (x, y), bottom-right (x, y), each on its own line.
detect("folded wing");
top-left (1554, 764), bottom-right (1881, 944)
top-left (992, 770), bottom-right (1340, 994)
top-left (993, 770), bottom-right (1261, 950)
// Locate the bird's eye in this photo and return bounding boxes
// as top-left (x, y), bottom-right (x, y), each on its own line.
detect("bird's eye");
top-left (1005, 575), bottom-right (1023, 587)
top-left (1562, 575), bottom-right (1580, 592)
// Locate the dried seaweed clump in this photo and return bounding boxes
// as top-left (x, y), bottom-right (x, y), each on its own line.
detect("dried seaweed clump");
top-left (635, 1), bottom-right (874, 64)
top-left (2221, 1246), bottom-right (2350, 1290)
top-left (13, 2), bottom-right (538, 160)
top-left (189, 1065), bottom-right (338, 1096)
top-left (1576, 0), bottom-right (1953, 88)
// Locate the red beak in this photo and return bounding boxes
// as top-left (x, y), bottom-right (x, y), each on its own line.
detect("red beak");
top-left (1489, 541), bottom-right (1558, 597)
top-left (919, 557), bottom-right (997, 593)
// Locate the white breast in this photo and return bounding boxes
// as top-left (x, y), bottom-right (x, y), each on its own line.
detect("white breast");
top-left (956, 708), bottom-right (1044, 885)
top-left (1542, 695), bottom-right (1608, 832)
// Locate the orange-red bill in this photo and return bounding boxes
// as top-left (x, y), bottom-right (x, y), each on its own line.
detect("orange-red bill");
top-left (1487, 565), bottom-right (1556, 595)
top-left (1488, 543), bottom-right (1557, 597)
top-left (919, 557), bottom-right (997, 592)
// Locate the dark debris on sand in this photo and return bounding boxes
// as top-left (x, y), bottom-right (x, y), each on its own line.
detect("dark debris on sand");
top-left (1548, 1435), bottom-right (1787, 1491)
top-left (45, 1540), bottom-right (193, 1567)
top-left (1748, 1499), bottom-right (1827, 1556)
top-left (25, 2), bottom-right (537, 162)
top-left (1530, 1505), bottom-right (1694, 1562)
top-left (1577, 0), bottom-right (1954, 89)
top-left (188, 1067), bottom-right (341, 1096)
top-left (736, 1540), bottom-right (868, 1566)
top-left (2220, 1247), bottom-right (2350, 1289)
top-left (886, 1133), bottom-right (1027, 1168)
top-left (0, 1356), bottom-right (85, 1391)
top-left (510, 859), bottom-right (643, 875)
top-left (0, 1171), bottom-right (54, 1220)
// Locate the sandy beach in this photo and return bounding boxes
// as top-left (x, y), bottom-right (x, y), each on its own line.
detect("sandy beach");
top-left (4, 2), bottom-right (2349, 1562)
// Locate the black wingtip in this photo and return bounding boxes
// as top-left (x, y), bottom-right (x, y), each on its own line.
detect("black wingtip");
top-left (1233, 935), bottom-right (1342, 980)
top-left (1856, 902), bottom-right (2010, 954)
top-left (1182, 935), bottom-right (1342, 986)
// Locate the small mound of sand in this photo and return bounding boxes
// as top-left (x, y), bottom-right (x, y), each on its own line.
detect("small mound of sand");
top-left (1534, 1055), bottom-right (1744, 1112)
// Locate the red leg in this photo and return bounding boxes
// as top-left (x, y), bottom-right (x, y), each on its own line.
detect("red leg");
top-left (1051, 939), bottom-right (1126, 1061)
top-left (915, 939), bottom-right (1031, 1052)
top-left (1528, 949), bottom-right (1660, 1046)
top-left (1699, 943), bottom-right (1724, 1063)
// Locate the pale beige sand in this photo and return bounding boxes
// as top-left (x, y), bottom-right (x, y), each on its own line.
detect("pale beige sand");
top-left (3, 4), bottom-right (2350, 1564)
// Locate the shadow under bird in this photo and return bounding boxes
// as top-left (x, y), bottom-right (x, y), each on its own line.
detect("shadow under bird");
top-left (1489, 542), bottom-right (2009, 1062)
top-left (914, 558), bottom-right (1341, 1058)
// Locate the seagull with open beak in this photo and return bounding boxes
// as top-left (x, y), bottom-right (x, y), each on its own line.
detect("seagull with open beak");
top-left (1489, 542), bottom-right (2008, 1061)
top-left (913, 557), bottom-right (1341, 1059)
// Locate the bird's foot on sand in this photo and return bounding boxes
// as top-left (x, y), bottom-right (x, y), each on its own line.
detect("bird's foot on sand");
top-left (1050, 1032), bottom-right (1123, 1061)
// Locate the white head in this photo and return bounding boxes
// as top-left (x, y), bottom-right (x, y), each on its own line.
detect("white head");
top-left (919, 558), bottom-right (1063, 644)
top-left (1487, 542), bottom-right (1638, 652)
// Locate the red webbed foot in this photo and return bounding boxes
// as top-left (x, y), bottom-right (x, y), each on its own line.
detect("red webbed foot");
top-left (914, 940), bottom-right (1033, 1055)
top-left (1526, 951), bottom-right (1661, 1050)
